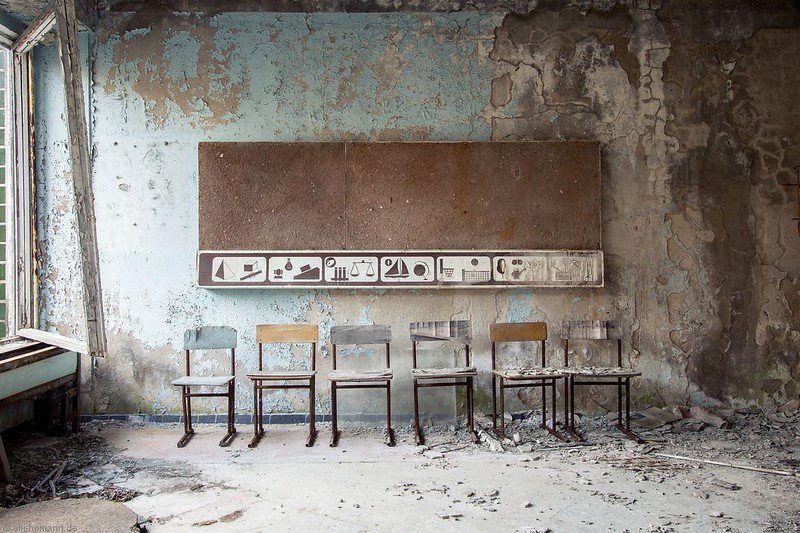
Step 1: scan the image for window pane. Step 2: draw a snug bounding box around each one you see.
[0,46,6,337]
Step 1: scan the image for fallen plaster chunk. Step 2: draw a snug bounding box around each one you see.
[705,476,741,491]
[423,450,445,460]
[633,406,683,430]
[690,406,731,429]
[475,422,505,453]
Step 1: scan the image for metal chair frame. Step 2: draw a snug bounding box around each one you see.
[174,326,237,448]
[562,320,642,443]
[490,322,568,443]
[329,325,394,447]
[248,325,318,448]
[410,320,479,446]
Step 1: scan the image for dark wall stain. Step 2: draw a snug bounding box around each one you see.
[661,1,800,403]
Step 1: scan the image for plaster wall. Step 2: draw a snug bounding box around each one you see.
[34,1,800,419]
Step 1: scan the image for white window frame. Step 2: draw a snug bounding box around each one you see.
[0,24,19,339]
[0,10,56,339]
[1,47,11,337]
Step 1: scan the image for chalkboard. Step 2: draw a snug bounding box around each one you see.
[197,141,603,289]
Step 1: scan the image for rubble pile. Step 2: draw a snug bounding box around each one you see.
[0,422,195,509]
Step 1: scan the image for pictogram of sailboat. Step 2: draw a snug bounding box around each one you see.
[384,258,410,278]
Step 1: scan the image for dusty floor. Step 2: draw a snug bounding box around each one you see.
[1,409,799,532]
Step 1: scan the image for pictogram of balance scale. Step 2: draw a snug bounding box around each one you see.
[327,258,376,282]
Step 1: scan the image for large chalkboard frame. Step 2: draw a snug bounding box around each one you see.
[198,141,603,289]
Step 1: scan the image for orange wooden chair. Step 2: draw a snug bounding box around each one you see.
[248,324,318,447]
[490,322,568,442]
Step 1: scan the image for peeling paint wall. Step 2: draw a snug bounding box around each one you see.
[34,1,800,419]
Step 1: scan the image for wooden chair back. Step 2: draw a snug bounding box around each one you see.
[410,320,471,344]
[410,320,471,368]
[562,320,623,367]
[330,325,391,371]
[255,324,318,372]
[490,322,547,342]
[331,325,391,345]
[490,322,547,370]
[182,326,237,376]
[562,320,622,341]
[257,324,318,344]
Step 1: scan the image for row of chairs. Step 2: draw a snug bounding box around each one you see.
[172,320,640,449]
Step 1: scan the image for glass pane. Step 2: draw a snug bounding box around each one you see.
[0,47,7,337]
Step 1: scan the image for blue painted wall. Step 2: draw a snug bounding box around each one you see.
[33,6,800,416]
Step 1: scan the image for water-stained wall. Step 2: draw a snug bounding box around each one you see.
[34,1,800,419]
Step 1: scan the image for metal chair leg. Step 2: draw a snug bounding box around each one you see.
[625,377,631,430]
[566,376,584,442]
[249,382,264,448]
[563,377,569,430]
[306,377,317,447]
[615,377,643,442]
[385,381,395,446]
[330,381,339,447]
[413,379,423,445]
[186,388,194,434]
[177,386,194,448]
[491,373,497,432]
[542,380,569,442]
[466,377,478,443]
[219,382,237,447]
[497,377,507,440]
[258,384,264,434]
[541,383,547,428]
[305,378,317,447]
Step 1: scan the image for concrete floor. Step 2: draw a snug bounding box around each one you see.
[78,416,799,532]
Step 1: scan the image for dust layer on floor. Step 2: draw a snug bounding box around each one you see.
[0,408,799,532]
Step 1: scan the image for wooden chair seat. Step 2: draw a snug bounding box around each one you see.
[492,368,563,380]
[412,366,477,379]
[172,375,234,387]
[329,369,392,382]
[247,370,316,381]
[562,366,641,377]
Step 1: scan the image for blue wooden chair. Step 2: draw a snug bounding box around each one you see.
[171,326,237,447]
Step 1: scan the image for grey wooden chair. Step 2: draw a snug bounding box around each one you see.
[410,320,478,445]
[562,320,642,442]
[329,325,394,447]
[171,326,237,448]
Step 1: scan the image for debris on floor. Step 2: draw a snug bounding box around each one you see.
[0,423,195,509]
[0,406,798,531]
